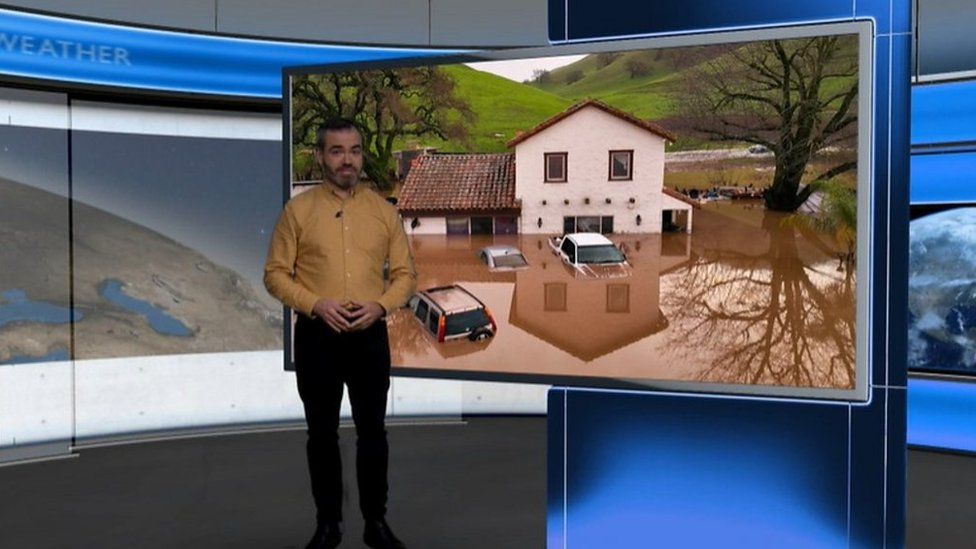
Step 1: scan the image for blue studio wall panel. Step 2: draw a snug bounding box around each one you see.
[910,151,976,204]
[554,0,851,42]
[548,0,910,547]
[908,378,976,453]
[559,391,851,548]
[912,80,976,147]
[0,8,457,98]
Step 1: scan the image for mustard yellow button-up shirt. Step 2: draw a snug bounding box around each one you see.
[263,182,417,317]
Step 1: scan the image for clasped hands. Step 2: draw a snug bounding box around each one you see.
[312,299,385,333]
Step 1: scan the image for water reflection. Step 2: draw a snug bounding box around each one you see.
[389,201,854,389]
[661,204,855,388]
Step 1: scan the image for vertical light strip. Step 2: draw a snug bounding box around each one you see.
[847,404,852,547]
[564,0,569,41]
[882,18,895,546]
[67,96,76,449]
[563,388,568,549]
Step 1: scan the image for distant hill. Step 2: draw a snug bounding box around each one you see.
[410,64,573,153]
[528,46,736,119]
[394,37,858,155]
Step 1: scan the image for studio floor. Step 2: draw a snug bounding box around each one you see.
[0,417,970,548]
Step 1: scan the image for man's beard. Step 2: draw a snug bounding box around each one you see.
[324,165,359,189]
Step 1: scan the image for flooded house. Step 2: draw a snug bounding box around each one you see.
[398,99,694,235]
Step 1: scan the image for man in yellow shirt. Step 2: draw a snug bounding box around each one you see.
[265,118,416,549]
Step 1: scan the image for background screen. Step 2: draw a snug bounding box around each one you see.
[285,23,872,399]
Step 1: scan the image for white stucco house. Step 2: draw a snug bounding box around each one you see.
[398,99,693,235]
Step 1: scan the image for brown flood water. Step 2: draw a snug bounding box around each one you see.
[388,201,856,390]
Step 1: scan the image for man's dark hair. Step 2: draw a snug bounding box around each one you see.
[315,118,361,150]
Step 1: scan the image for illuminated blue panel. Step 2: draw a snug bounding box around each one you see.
[553,391,850,548]
[912,80,976,146]
[909,151,976,204]
[555,0,850,41]
[0,8,457,98]
[908,378,976,453]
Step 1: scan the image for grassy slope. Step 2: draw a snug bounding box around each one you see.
[386,37,858,158]
[531,50,681,119]
[410,64,573,153]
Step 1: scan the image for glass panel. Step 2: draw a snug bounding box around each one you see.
[69,101,286,441]
[494,216,518,235]
[546,153,566,181]
[563,217,576,234]
[470,216,493,235]
[576,216,601,233]
[428,310,440,334]
[610,151,632,179]
[601,216,614,234]
[445,309,490,336]
[415,299,429,322]
[0,88,73,461]
[446,217,469,235]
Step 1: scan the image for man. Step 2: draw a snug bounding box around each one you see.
[264,118,416,549]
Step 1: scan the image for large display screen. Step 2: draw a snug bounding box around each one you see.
[284,22,873,401]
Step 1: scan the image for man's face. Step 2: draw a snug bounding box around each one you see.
[316,128,363,190]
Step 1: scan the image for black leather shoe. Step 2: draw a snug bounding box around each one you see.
[363,518,406,549]
[305,521,342,549]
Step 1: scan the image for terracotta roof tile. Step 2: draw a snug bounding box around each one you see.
[398,153,519,215]
[506,99,677,148]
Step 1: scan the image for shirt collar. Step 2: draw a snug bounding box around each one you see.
[321,180,358,200]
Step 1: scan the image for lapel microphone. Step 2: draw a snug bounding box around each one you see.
[335,210,343,218]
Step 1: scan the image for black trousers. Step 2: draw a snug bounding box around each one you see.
[294,315,391,523]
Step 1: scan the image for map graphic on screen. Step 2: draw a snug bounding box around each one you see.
[284,22,873,400]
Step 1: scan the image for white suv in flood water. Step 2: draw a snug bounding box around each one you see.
[549,233,632,279]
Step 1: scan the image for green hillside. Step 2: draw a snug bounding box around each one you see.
[529,47,731,119]
[413,64,573,153]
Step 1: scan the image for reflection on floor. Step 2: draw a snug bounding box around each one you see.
[392,201,855,390]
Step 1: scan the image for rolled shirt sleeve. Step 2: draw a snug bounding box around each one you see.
[263,205,321,317]
[376,209,417,314]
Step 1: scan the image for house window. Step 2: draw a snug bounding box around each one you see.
[563,217,576,235]
[564,216,615,234]
[545,152,568,182]
[446,217,469,235]
[470,216,493,235]
[494,216,518,235]
[576,216,602,233]
[609,150,633,180]
[545,283,568,312]
[606,284,630,313]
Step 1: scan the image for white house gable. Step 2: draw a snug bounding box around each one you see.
[513,103,678,234]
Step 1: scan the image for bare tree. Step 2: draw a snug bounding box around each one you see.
[531,68,552,85]
[291,68,474,191]
[683,36,859,211]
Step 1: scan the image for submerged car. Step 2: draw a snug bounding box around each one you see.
[549,233,631,279]
[478,245,529,271]
[407,284,497,342]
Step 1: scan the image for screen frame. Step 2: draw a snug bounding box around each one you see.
[282,20,875,403]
